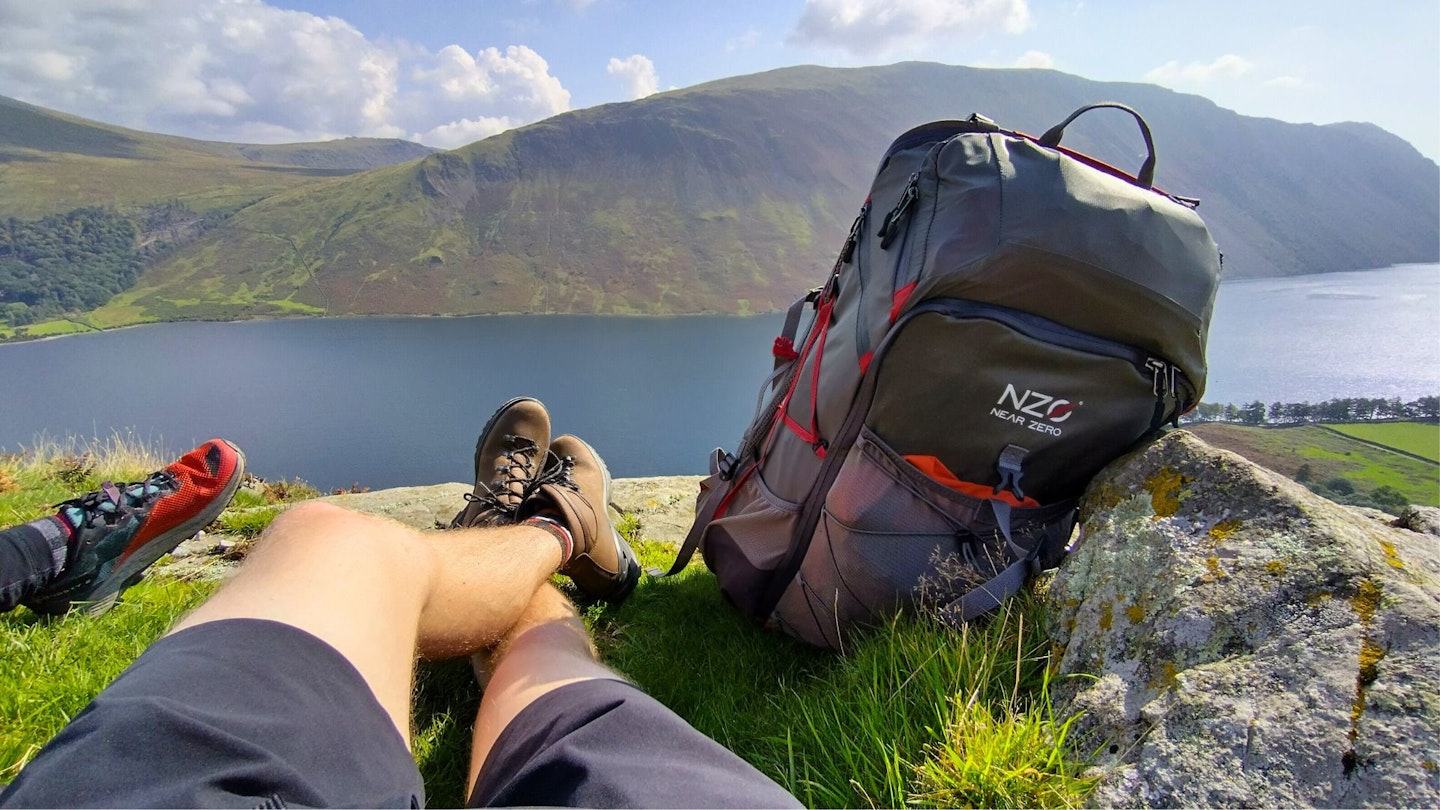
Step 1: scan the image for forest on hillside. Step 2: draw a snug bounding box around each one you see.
[0,204,221,327]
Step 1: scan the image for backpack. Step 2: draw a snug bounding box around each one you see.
[655,103,1223,651]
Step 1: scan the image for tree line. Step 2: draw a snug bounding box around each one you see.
[0,208,141,326]
[1182,396,1440,425]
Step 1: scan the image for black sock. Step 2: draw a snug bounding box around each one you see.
[0,516,72,612]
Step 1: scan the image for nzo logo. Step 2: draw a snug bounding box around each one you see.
[989,384,1080,437]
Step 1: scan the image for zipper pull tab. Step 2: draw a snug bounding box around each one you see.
[839,201,870,264]
[1146,358,1169,398]
[877,173,920,249]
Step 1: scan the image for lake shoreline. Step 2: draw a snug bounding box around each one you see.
[2,264,1435,491]
[5,262,1436,348]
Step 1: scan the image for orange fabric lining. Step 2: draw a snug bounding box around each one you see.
[904,454,1040,507]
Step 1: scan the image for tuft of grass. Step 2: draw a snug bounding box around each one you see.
[1,578,216,782]
[613,509,642,543]
[412,659,483,807]
[259,478,321,503]
[0,432,171,527]
[226,487,270,510]
[215,506,285,539]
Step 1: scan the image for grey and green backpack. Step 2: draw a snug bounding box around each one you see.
[657,103,1223,651]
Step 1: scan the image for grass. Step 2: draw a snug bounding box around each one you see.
[0,435,214,783]
[0,580,216,782]
[0,433,173,528]
[1322,421,1440,463]
[0,439,1097,808]
[1185,423,1440,507]
[406,538,1096,808]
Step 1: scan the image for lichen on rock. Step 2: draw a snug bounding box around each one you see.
[1048,430,1440,808]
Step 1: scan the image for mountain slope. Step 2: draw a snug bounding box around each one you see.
[0,95,435,217]
[75,63,1440,322]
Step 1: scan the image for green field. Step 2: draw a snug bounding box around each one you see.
[1323,421,1440,463]
[1184,423,1440,508]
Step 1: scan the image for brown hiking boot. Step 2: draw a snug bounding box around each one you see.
[450,397,552,528]
[520,435,641,603]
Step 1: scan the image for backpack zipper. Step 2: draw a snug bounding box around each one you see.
[938,298,1195,418]
[935,299,1150,368]
[877,173,920,249]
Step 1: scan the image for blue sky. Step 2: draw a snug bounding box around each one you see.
[0,0,1435,159]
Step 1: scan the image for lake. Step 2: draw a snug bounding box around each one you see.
[1,264,1435,490]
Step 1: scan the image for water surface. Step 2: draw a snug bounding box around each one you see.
[1,264,1434,490]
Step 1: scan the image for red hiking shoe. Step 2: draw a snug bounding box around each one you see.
[25,439,246,615]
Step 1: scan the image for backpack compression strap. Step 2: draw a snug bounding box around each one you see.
[936,503,1073,624]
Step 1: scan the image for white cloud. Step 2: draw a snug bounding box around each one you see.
[408,43,570,115]
[606,54,659,100]
[726,27,763,53]
[413,116,522,150]
[0,0,573,148]
[1145,54,1253,85]
[1263,75,1305,90]
[789,0,1032,55]
[1013,50,1053,69]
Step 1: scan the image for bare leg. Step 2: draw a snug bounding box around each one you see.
[459,584,804,809]
[465,583,618,790]
[169,501,564,744]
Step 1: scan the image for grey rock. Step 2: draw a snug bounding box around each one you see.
[1049,430,1440,808]
[1397,505,1440,537]
[316,483,471,529]
[309,478,705,542]
[1343,505,1396,525]
[609,476,704,546]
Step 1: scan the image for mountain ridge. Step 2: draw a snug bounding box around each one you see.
[0,93,436,169]
[0,94,435,220]
[3,63,1436,329]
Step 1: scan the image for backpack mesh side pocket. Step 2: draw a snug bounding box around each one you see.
[701,471,803,620]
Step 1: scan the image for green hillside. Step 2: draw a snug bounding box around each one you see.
[1323,421,1440,463]
[85,62,1438,327]
[0,95,434,218]
[1185,423,1439,509]
[3,63,1437,331]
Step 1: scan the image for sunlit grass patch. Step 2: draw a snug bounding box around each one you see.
[0,578,215,782]
[1324,421,1440,463]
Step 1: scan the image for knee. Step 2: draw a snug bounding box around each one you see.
[241,498,429,585]
[258,501,396,555]
[264,500,354,537]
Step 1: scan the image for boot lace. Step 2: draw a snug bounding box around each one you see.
[460,437,560,521]
[55,472,177,531]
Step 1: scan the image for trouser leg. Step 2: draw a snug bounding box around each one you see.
[0,518,66,612]
[468,679,801,808]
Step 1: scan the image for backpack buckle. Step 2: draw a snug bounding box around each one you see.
[994,444,1029,501]
[711,448,738,480]
[772,336,799,362]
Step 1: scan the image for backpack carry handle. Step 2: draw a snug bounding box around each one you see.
[1038,102,1157,189]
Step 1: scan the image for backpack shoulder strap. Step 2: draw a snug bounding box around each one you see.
[646,456,748,578]
[646,484,722,578]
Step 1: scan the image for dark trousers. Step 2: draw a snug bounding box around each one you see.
[0,619,801,808]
